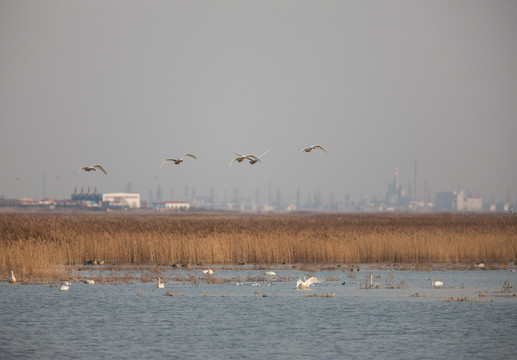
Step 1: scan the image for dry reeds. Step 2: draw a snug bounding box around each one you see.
[1,213,516,281]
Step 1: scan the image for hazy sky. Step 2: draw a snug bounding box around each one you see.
[1,1,516,205]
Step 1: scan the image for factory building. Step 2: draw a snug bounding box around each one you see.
[102,193,141,209]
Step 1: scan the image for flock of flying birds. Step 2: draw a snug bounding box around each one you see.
[76,144,328,175]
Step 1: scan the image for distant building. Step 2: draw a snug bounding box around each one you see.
[102,193,141,209]
[464,197,483,211]
[153,201,190,211]
[435,191,464,211]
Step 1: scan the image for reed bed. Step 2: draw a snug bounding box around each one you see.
[1,213,516,281]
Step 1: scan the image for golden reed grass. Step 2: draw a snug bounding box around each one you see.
[1,213,516,281]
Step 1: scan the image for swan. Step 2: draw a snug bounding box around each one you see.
[430,277,443,288]
[8,270,16,284]
[296,276,321,289]
[229,153,256,167]
[60,282,70,291]
[300,144,328,157]
[157,277,165,288]
[202,269,214,275]
[475,262,486,269]
[76,164,107,175]
[160,153,197,167]
[264,271,276,276]
[369,274,381,288]
[248,148,271,165]
[83,279,95,284]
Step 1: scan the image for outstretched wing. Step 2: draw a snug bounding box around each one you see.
[229,157,240,167]
[313,145,328,153]
[76,166,86,176]
[184,153,197,160]
[307,277,322,286]
[93,164,107,175]
[160,159,175,168]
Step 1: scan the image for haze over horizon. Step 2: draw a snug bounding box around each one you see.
[1,1,516,205]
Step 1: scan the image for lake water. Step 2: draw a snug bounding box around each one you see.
[1,268,516,359]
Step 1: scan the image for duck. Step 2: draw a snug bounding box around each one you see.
[430,277,443,288]
[8,270,16,284]
[76,164,107,175]
[160,153,197,167]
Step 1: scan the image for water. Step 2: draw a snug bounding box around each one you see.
[1,269,516,359]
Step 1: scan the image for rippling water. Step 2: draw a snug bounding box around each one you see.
[1,269,516,359]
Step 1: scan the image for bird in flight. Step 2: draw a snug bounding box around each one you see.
[76,164,107,175]
[229,153,255,167]
[160,154,197,167]
[248,148,270,165]
[301,144,328,155]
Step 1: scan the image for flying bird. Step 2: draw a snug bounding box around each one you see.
[229,153,254,167]
[76,164,107,175]
[160,154,197,167]
[248,148,270,165]
[301,144,328,155]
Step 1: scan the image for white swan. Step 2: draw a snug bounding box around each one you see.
[76,164,107,175]
[248,148,270,165]
[300,144,328,156]
[264,271,276,276]
[296,276,321,289]
[430,277,443,288]
[202,269,214,275]
[369,274,381,288]
[83,279,95,284]
[157,277,165,288]
[60,282,70,291]
[229,153,256,167]
[8,270,16,284]
[160,154,197,167]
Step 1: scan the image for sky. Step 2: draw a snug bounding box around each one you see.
[1,1,516,206]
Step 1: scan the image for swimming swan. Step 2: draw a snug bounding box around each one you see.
[430,277,443,288]
[158,277,165,288]
[8,270,16,284]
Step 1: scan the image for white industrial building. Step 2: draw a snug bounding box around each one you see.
[102,193,141,209]
[153,201,190,211]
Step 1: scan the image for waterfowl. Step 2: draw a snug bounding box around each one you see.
[202,269,214,275]
[264,271,276,276]
[430,277,443,288]
[248,148,270,165]
[369,274,381,289]
[76,164,107,175]
[300,144,328,156]
[296,276,321,289]
[83,279,95,284]
[160,153,197,167]
[8,270,16,284]
[60,282,70,291]
[158,277,165,288]
[229,153,256,167]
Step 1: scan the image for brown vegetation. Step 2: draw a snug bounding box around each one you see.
[1,213,516,281]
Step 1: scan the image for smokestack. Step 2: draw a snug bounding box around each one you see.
[414,160,418,202]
